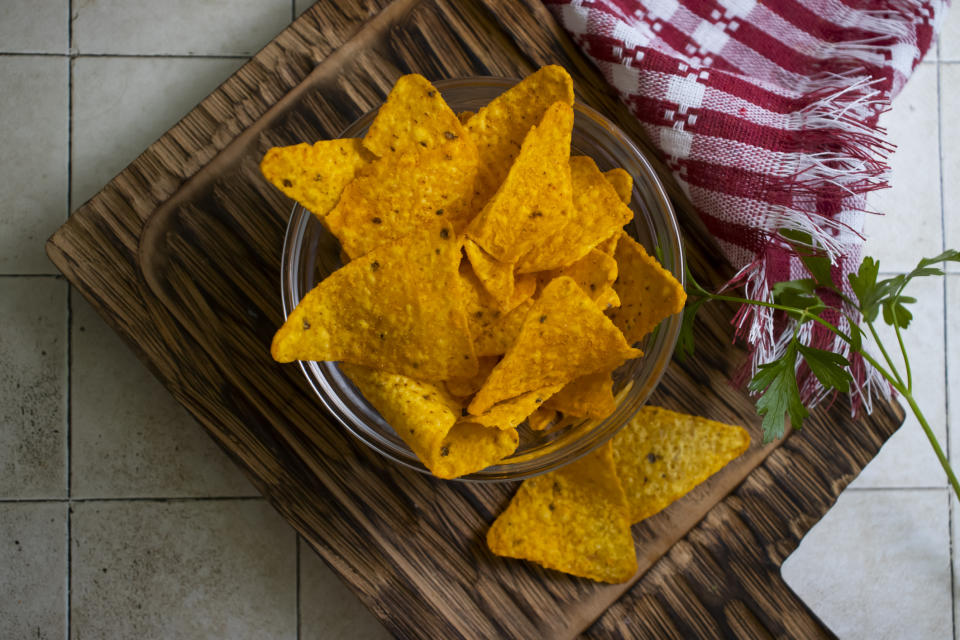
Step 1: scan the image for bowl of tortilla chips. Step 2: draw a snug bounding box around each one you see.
[269,67,685,481]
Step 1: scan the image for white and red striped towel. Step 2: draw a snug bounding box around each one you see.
[545,0,947,411]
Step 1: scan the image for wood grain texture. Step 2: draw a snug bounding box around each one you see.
[47,1,903,638]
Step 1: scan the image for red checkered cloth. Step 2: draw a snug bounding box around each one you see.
[545,0,947,411]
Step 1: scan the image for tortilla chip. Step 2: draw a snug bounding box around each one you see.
[467,66,574,206]
[526,406,557,431]
[562,249,618,302]
[516,155,633,273]
[465,384,563,430]
[363,74,467,157]
[612,406,750,523]
[446,355,499,398]
[460,264,535,357]
[604,168,632,205]
[487,442,636,583]
[595,287,620,311]
[340,364,516,479]
[458,110,475,125]
[271,223,477,380]
[595,232,620,256]
[469,276,641,414]
[466,101,574,264]
[543,370,616,419]
[608,232,686,346]
[463,239,516,311]
[260,139,373,219]
[326,140,478,259]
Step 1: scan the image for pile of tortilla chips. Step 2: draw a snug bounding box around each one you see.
[264,66,686,481]
[488,406,750,583]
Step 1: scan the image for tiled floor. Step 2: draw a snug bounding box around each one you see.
[0,2,956,638]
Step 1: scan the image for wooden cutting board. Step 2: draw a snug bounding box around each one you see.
[47,1,903,637]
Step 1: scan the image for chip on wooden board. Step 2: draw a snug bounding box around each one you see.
[543,370,616,420]
[325,140,478,259]
[271,223,477,381]
[363,74,468,157]
[608,232,686,346]
[466,65,574,207]
[486,441,637,583]
[517,155,633,273]
[466,101,574,264]
[259,139,373,219]
[612,406,750,523]
[340,364,516,479]
[469,276,641,415]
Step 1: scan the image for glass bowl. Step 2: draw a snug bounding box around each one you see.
[280,77,683,482]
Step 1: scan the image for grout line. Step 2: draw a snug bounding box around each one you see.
[0,51,250,60]
[66,502,72,640]
[291,0,296,22]
[66,4,73,634]
[296,534,302,640]
[0,496,265,504]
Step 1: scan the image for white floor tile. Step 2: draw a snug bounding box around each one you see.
[850,276,947,488]
[0,502,67,639]
[71,499,297,639]
[0,0,68,54]
[71,56,244,208]
[70,296,257,499]
[0,56,68,274]
[299,538,389,640]
[781,489,952,640]
[946,276,960,467]
[938,5,960,62]
[0,278,67,499]
[72,0,290,56]
[942,65,960,270]
[864,64,941,273]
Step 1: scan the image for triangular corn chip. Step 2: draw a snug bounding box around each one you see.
[463,385,562,430]
[460,264,535,357]
[595,287,620,311]
[526,406,557,431]
[613,406,750,523]
[260,139,373,219]
[326,140,478,259]
[363,74,467,157]
[445,355,499,398]
[457,110,475,125]
[517,156,633,273]
[271,223,477,381]
[463,239,516,310]
[604,168,633,204]
[543,370,616,419]
[466,101,574,264]
[595,232,620,256]
[487,442,637,583]
[467,65,574,206]
[340,364,516,479]
[608,233,686,346]
[469,276,641,414]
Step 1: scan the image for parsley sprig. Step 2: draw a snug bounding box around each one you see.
[679,235,960,497]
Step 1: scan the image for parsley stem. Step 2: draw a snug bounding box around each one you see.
[692,293,853,344]
[866,320,906,390]
[901,389,960,499]
[893,316,913,393]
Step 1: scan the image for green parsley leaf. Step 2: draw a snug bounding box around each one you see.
[797,343,852,393]
[748,339,808,443]
[780,229,835,289]
[676,298,704,362]
[848,256,882,321]
[772,278,825,322]
[881,295,915,329]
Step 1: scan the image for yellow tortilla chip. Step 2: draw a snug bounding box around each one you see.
[469,276,641,414]
[604,168,632,205]
[326,140,478,259]
[466,101,574,264]
[595,286,620,311]
[517,155,633,273]
[561,249,618,302]
[487,442,636,583]
[612,406,750,523]
[363,74,467,157]
[463,239,516,311]
[340,364,516,479]
[543,370,616,419]
[271,223,477,381]
[527,406,557,431]
[260,139,373,219]
[464,385,563,429]
[457,110,475,125]
[595,232,620,256]
[467,65,574,206]
[460,264,535,357]
[608,232,686,346]
[446,355,499,398]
